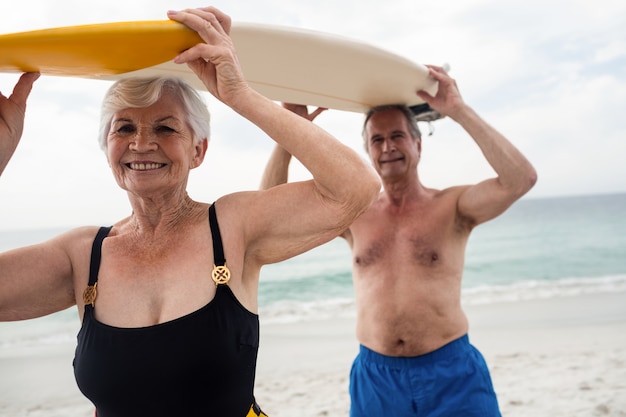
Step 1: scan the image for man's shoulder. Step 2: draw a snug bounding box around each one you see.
[427,185,472,204]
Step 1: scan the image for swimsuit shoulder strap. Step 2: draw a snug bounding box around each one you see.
[88,226,113,286]
[83,226,112,307]
[209,203,230,286]
[209,203,226,266]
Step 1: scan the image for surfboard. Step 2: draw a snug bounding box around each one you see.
[0,20,438,113]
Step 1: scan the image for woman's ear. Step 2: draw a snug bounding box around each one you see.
[190,138,208,169]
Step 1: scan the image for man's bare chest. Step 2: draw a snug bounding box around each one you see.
[351,219,448,269]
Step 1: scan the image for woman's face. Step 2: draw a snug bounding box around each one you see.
[106,90,207,198]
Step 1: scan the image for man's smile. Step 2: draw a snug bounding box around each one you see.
[379,156,404,164]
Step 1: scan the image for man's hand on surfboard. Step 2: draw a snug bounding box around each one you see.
[0,72,39,175]
[167,7,250,107]
[281,103,327,122]
[416,65,465,121]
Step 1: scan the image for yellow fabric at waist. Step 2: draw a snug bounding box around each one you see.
[246,402,268,417]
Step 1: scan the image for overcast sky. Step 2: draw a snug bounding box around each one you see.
[0,0,624,230]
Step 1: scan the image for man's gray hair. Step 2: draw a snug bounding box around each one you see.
[361,104,421,150]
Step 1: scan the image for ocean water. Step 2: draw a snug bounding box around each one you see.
[1,193,625,349]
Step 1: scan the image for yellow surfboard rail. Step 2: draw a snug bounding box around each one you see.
[0,20,201,76]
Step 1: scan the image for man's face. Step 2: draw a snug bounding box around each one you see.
[364,109,421,180]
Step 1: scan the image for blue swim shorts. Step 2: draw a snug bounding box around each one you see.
[349,335,501,417]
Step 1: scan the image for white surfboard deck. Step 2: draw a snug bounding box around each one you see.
[0,20,438,113]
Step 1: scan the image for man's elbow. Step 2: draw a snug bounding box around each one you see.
[515,165,538,198]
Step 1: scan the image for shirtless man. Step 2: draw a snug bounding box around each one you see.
[260,65,537,416]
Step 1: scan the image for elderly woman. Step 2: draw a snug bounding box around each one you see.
[0,7,380,417]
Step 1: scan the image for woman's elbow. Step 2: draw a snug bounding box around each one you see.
[346,167,381,217]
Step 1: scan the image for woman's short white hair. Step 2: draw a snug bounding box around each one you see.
[98,77,211,151]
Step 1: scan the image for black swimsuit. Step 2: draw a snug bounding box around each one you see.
[73,204,262,417]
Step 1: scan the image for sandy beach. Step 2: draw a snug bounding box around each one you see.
[1,291,625,417]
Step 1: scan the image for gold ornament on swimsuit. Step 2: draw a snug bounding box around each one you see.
[83,282,97,307]
[212,264,231,286]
